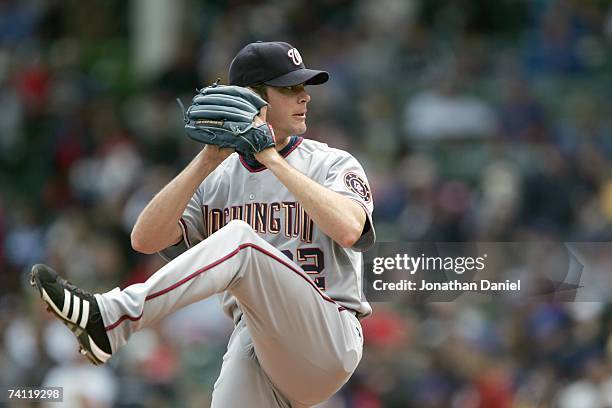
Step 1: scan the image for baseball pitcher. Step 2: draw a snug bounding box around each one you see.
[31,41,375,407]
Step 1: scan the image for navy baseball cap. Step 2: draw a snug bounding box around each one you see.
[229,41,329,87]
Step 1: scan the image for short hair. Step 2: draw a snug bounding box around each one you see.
[250,84,268,102]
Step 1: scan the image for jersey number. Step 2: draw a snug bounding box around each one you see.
[281,248,325,290]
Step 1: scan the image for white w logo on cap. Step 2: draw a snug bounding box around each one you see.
[287,48,302,66]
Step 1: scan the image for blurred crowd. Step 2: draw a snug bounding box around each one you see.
[1,0,612,406]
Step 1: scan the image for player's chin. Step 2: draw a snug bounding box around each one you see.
[290,115,307,131]
[292,122,308,135]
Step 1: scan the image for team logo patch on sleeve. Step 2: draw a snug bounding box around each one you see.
[344,172,372,203]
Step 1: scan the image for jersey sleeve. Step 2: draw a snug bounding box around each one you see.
[158,187,207,262]
[323,152,376,251]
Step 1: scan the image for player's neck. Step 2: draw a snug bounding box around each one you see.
[274,135,291,151]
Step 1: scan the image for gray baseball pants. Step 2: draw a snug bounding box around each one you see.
[95,220,363,407]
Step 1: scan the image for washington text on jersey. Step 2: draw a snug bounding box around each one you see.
[200,201,315,243]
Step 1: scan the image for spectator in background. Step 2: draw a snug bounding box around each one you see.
[496,75,549,142]
[524,0,586,76]
[403,62,496,141]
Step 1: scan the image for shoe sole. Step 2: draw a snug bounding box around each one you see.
[30,269,105,366]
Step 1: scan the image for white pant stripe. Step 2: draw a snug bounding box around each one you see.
[80,299,90,329]
[70,295,80,324]
[61,289,71,316]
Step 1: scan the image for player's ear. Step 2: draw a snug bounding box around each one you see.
[259,105,268,122]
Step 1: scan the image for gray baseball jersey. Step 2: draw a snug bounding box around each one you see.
[161,136,375,321]
[95,135,375,406]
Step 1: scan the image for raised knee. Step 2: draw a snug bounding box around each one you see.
[222,219,258,242]
[325,350,360,380]
[225,219,253,233]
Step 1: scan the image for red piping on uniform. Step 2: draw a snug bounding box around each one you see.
[105,241,341,331]
[106,312,144,330]
[279,136,303,157]
[239,156,264,172]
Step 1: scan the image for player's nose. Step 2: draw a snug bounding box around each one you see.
[299,89,311,104]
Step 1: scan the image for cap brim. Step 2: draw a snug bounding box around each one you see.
[264,69,329,87]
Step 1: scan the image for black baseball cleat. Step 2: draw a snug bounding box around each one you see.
[30,264,112,365]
